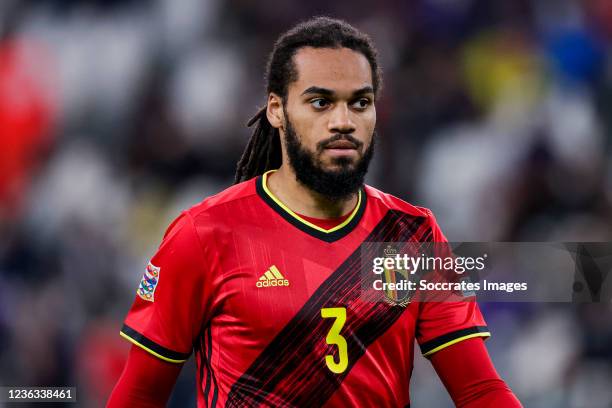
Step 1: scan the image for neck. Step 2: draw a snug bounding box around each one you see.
[266,165,359,219]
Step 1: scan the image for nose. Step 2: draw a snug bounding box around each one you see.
[328,103,356,134]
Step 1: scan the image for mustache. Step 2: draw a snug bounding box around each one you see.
[316,134,364,151]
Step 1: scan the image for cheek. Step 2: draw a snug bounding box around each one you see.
[359,111,376,141]
[297,132,316,152]
[290,114,323,148]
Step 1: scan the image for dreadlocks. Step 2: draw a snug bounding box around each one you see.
[234,16,382,184]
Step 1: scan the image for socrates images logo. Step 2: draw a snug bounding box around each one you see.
[138,262,160,302]
[257,265,290,288]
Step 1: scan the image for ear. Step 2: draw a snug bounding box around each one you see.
[266,93,284,130]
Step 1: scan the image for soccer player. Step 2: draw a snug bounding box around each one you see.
[107,17,522,407]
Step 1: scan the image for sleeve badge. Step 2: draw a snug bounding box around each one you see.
[137,262,161,302]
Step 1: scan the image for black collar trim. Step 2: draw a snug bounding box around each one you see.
[255,171,366,243]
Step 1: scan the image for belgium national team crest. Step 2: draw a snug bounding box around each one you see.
[138,262,160,302]
[381,245,414,307]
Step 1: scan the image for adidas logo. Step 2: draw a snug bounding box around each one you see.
[256,265,290,288]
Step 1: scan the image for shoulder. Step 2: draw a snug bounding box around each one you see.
[160,178,258,242]
[364,185,447,242]
[364,184,431,217]
[187,178,258,217]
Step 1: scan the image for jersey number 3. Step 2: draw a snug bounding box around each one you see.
[321,307,348,374]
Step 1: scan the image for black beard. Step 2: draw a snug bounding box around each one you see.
[284,116,375,201]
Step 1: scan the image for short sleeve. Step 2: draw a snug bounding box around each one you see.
[415,209,491,357]
[120,212,213,363]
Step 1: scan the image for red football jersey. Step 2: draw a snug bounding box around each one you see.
[121,170,490,407]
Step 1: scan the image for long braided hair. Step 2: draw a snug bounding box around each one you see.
[234,16,382,184]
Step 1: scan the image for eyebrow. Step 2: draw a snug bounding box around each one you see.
[300,86,374,97]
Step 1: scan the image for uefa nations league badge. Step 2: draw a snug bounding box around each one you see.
[137,262,161,302]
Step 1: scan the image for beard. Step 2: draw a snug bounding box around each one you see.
[283,115,375,201]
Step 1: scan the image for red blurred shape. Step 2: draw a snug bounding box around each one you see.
[77,319,131,405]
[0,37,57,218]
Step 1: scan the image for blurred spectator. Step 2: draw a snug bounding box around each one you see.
[0,28,57,219]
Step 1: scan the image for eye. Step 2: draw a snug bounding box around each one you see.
[310,98,330,110]
[351,98,371,110]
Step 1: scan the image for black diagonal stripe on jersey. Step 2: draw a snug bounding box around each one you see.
[226,210,431,407]
[207,327,219,408]
[201,331,212,408]
[194,333,208,408]
[420,227,433,243]
[195,326,219,408]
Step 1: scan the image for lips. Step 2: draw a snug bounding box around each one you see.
[325,139,357,149]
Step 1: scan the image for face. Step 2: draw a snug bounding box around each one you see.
[270,47,377,199]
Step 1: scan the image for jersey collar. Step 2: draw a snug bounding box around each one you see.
[256,170,367,243]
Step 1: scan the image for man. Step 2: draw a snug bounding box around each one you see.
[108,17,521,407]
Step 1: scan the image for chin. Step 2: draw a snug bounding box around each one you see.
[327,156,358,168]
[322,164,355,174]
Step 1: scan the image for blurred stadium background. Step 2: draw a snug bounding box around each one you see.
[0,0,611,406]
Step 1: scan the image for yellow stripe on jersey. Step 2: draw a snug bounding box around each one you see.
[261,170,362,234]
[119,331,188,364]
[422,332,491,357]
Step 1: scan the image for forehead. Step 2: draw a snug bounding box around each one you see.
[290,47,373,93]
